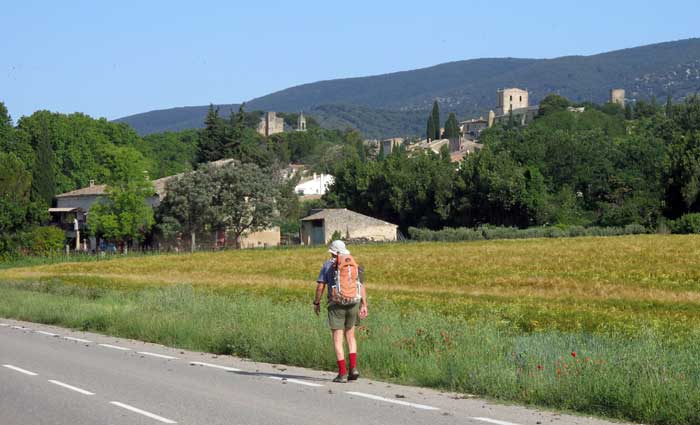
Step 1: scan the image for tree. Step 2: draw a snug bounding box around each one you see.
[0,152,32,236]
[88,180,155,249]
[426,116,436,141]
[31,119,56,207]
[431,100,441,140]
[195,104,225,164]
[666,95,674,118]
[443,113,460,139]
[156,169,216,252]
[211,162,278,248]
[538,94,571,116]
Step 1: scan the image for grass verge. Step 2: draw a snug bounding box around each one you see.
[1,279,699,424]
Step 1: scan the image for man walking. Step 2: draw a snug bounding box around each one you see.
[314,240,368,383]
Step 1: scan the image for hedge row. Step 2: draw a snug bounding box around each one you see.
[669,213,700,234]
[408,224,649,242]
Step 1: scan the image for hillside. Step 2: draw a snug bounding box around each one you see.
[115,38,700,138]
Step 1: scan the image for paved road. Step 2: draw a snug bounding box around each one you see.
[0,318,630,425]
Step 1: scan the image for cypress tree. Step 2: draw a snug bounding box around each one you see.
[426,116,436,141]
[444,113,459,139]
[195,104,224,164]
[31,120,56,207]
[431,101,441,140]
[665,95,674,118]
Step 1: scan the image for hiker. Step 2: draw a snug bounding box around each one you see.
[314,240,368,383]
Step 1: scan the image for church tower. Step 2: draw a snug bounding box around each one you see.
[297,112,307,131]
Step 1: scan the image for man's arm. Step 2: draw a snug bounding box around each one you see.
[359,283,368,319]
[313,282,325,316]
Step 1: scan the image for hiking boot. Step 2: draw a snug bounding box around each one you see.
[333,373,348,383]
[348,368,360,381]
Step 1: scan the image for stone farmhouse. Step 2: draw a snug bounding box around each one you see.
[50,159,280,251]
[300,208,398,245]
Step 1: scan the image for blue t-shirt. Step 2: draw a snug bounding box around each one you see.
[316,259,363,302]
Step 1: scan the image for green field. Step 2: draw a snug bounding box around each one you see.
[1,235,699,424]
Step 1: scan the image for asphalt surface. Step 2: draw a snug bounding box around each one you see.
[0,318,632,425]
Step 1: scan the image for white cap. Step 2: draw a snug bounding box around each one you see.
[328,239,350,255]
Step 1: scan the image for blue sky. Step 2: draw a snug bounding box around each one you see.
[2,0,698,121]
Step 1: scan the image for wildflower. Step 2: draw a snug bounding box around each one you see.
[571,351,577,358]
[537,364,543,370]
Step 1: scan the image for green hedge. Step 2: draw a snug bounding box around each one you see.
[670,214,700,234]
[1,226,66,259]
[408,224,648,242]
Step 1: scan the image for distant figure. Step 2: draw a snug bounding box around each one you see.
[313,240,368,383]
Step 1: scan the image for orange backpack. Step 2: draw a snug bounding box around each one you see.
[331,254,362,305]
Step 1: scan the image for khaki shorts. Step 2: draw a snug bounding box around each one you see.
[327,303,360,330]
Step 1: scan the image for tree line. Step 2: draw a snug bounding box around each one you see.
[0,101,368,257]
[326,95,700,233]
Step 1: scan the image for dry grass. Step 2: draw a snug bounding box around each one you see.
[2,234,700,334]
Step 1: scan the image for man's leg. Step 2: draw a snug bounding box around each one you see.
[332,329,347,381]
[345,326,360,380]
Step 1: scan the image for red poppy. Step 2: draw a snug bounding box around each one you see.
[571,351,577,358]
[537,364,543,370]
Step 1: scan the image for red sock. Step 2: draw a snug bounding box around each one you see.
[337,359,347,375]
[349,353,357,369]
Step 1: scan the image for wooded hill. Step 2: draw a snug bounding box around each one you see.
[115,38,700,138]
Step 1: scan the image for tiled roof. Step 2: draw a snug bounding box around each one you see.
[55,184,108,198]
[301,208,396,227]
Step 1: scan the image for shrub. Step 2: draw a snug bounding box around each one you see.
[23,226,66,256]
[670,213,700,234]
[409,224,648,242]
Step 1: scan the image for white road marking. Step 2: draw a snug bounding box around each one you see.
[36,331,58,337]
[11,326,26,330]
[0,323,9,327]
[138,351,178,360]
[268,376,324,387]
[48,380,95,395]
[346,391,439,411]
[109,401,177,424]
[2,364,38,376]
[64,336,92,343]
[99,343,131,351]
[472,418,521,425]
[189,361,241,372]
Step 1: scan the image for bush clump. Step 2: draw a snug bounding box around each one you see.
[670,213,700,234]
[408,224,648,242]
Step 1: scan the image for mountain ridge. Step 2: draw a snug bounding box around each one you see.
[115,38,700,138]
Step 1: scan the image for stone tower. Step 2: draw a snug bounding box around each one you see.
[297,112,307,131]
[496,88,529,116]
[256,112,285,137]
[610,89,625,107]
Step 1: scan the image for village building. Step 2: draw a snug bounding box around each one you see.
[300,208,398,245]
[294,173,334,198]
[459,118,489,140]
[610,88,625,106]
[256,111,285,137]
[485,87,540,127]
[50,159,280,251]
[380,137,405,156]
[297,112,307,131]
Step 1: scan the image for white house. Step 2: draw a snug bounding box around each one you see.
[295,173,334,197]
